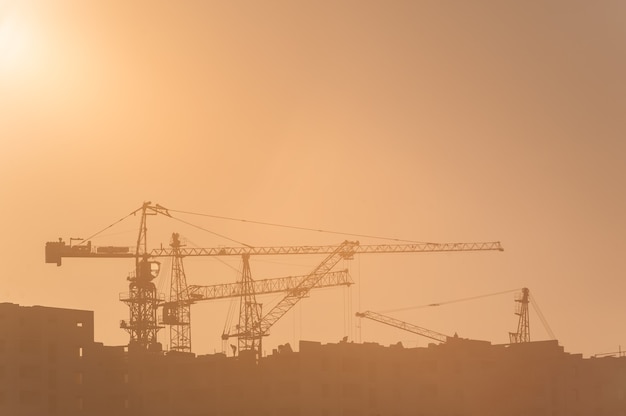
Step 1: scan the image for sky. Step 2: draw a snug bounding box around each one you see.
[1,0,625,357]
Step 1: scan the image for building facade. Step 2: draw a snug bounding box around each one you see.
[0,302,94,415]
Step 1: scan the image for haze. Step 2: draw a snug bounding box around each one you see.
[1,0,625,357]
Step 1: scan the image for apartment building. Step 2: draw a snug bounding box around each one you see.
[0,302,93,415]
[2,302,625,416]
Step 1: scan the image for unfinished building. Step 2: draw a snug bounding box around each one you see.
[1,302,624,416]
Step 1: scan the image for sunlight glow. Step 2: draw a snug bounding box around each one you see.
[0,11,31,71]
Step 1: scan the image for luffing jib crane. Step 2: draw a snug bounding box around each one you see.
[224,240,360,356]
[356,310,451,344]
[163,234,353,353]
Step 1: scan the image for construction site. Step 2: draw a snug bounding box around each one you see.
[1,202,624,415]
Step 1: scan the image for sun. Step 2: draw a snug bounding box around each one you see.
[0,10,31,71]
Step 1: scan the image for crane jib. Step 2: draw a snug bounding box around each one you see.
[149,241,503,256]
[46,239,503,265]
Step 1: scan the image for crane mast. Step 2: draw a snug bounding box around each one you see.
[509,287,530,343]
[161,233,192,353]
[356,310,450,344]
[236,254,263,353]
[119,203,169,351]
[226,240,360,358]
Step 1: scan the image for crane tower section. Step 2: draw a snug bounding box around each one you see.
[119,203,169,351]
[509,287,530,343]
[161,233,193,353]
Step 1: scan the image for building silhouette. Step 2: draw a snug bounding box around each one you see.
[1,302,624,415]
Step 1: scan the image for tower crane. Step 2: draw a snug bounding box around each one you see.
[356,310,451,344]
[508,287,556,344]
[223,240,359,356]
[118,203,169,351]
[46,202,171,351]
[161,242,353,353]
[182,266,353,354]
[509,287,530,343]
[45,202,504,353]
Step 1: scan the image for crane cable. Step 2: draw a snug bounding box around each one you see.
[530,295,556,340]
[76,205,252,249]
[222,260,244,339]
[377,288,523,314]
[182,236,243,275]
[76,205,435,249]
[167,208,434,244]
[76,207,143,246]
[156,256,172,299]
[168,214,252,248]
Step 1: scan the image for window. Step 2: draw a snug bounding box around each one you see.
[342,357,361,373]
[423,383,438,398]
[342,383,362,398]
[368,362,377,378]
[20,365,41,379]
[368,388,377,407]
[48,346,57,362]
[49,370,57,389]
[48,395,57,413]
[20,339,40,354]
[20,390,41,405]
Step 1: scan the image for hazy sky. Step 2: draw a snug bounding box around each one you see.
[1,0,625,357]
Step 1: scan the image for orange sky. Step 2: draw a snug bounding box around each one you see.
[1,0,625,357]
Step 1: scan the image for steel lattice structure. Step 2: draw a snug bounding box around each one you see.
[356,310,450,343]
[236,254,263,353]
[118,203,169,350]
[187,270,352,301]
[226,240,360,355]
[161,233,192,352]
[509,287,530,343]
[45,202,504,352]
[47,241,503,263]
